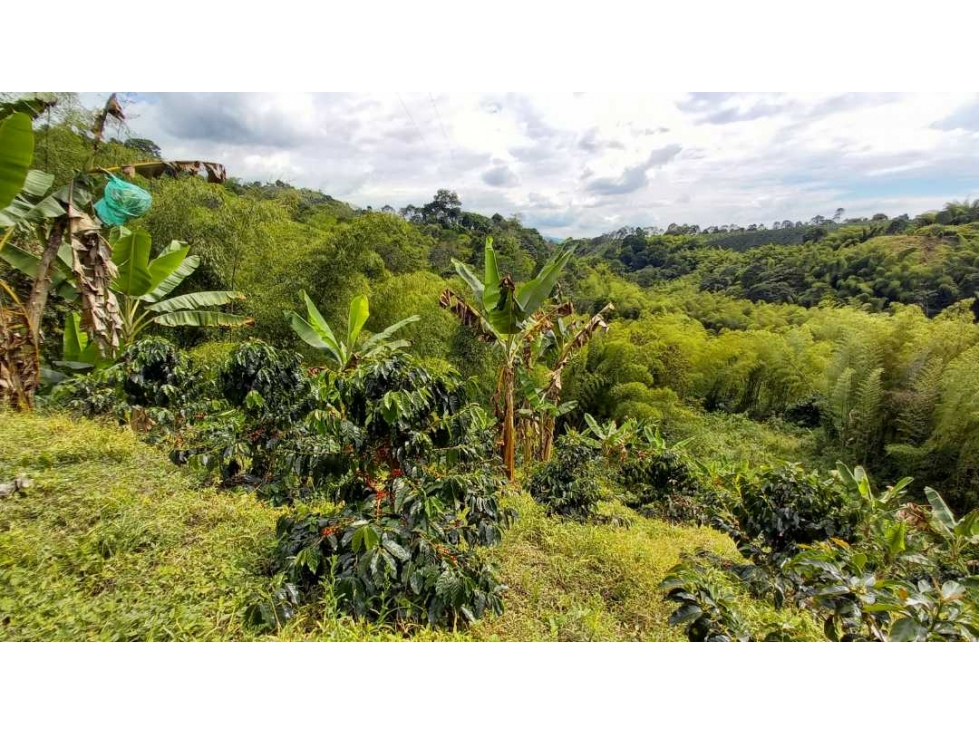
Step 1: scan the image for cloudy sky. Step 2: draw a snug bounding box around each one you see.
[101,92,979,237]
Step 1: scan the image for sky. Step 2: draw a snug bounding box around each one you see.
[95,92,979,238]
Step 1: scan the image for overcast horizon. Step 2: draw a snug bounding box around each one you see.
[90,92,979,238]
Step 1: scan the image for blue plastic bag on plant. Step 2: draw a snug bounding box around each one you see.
[94,174,152,225]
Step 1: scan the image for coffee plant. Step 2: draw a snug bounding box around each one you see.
[660,554,751,641]
[527,431,604,520]
[734,464,860,563]
[119,337,188,408]
[618,449,712,524]
[49,366,127,418]
[220,340,311,429]
[260,354,514,628]
[48,337,204,435]
[175,341,313,494]
[664,465,979,641]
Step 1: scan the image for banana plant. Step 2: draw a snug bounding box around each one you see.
[286,291,420,371]
[582,413,637,449]
[534,305,613,461]
[3,226,252,358]
[1,93,227,408]
[109,227,251,344]
[440,237,576,479]
[835,463,911,516]
[0,170,65,244]
[0,94,58,408]
[924,487,979,563]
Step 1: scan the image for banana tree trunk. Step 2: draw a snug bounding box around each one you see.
[502,363,516,481]
[540,373,562,462]
[521,414,535,467]
[0,283,39,410]
[1,222,66,410]
[25,221,65,336]
[541,414,556,462]
[502,358,516,481]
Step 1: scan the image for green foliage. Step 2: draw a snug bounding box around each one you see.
[449,236,576,338]
[263,353,513,627]
[48,365,125,418]
[286,291,418,370]
[529,417,723,527]
[444,236,579,479]
[341,211,433,274]
[734,464,859,561]
[61,311,111,369]
[923,487,979,563]
[48,337,203,430]
[0,412,281,641]
[788,539,979,642]
[0,412,823,641]
[2,225,251,353]
[185,340,237,380]
[220,340,310,426]
[665,465,979,642]
[368,271,462,361]
[660,557,751,641]
[527,432,604,520]
[12,93,979,643]
[119,337,190,409]
[0,112,35,210]
[269,492,506,627]
[619,449,711,524]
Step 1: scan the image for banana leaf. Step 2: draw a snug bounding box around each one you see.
[347,294,370,349]
[153,310,253,328]
[111,227,154,298]
[145,290,243,313]
[0,112,34,210]
[516,244,576,315]
[146,243,191,295]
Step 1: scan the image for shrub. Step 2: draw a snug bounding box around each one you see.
[261,354,514,628]
[527,432,603,520]
[664,467,979,642]
[220,340,310,428]
[784,396,822,428]
[734,464,859,561]
[48,366,125,418]
[659,556,750,641]
[175,341,314,490]
[270,476,507,627]
[120,337,189,409]
[618,449,709,523]
[186,341,238,381]
[787,539,979,641]
[47,337,201,432]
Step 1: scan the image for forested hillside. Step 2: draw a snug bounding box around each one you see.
[3,93,979,642]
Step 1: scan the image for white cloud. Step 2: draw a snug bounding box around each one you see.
[111,92,979,236]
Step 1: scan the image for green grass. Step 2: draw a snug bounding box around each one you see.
[0,412,282,640]
[0,411,809,641]
[672,410,821,469]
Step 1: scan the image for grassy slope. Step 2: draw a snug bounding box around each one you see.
[0,412,804,641]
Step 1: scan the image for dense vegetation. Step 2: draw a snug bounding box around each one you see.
[2,93,978,641]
